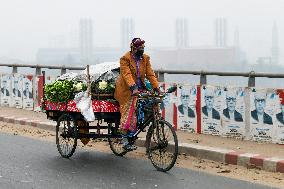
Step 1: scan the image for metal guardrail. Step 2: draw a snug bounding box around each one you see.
[1,63,284,87]
[155,69,284,87]
[1,63,85,75]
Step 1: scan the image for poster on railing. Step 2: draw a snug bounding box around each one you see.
[176,84,197,132]
[0,74,12,107]
[22,76,34,110]
[160,83,177,126]
[273,89,284,144]
[249,88,277,142]
[11,74,23,108]
[201,85,223,135]
[221,87,246,139]
[33,75,44,112]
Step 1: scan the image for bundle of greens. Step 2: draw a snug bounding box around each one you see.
[44,80,87,102]
[44,66,119,102]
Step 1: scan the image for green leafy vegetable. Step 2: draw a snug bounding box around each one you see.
[44,80,87,102]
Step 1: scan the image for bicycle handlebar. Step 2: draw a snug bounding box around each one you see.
[132,91,164,98]
[133,85,177,99]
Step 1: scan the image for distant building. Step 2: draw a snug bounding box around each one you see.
[121,18,135,50]
[48,35,66,49]
[256,57,272,65]
[215,18,227,47]
[36,48,80,66]
[175,18,189,48]
[36,47,123,66]
[150,47,242,71]
[271,22,280,65]
[80,18,94,64]
[234,28,240,49]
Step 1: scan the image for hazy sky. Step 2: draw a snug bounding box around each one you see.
[0,0,283,64]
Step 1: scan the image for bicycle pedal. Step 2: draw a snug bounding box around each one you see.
[123,144,137,151]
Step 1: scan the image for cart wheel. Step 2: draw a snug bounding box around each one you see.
[146,119,178,172]
[108,123,127,156]
[56,114,78,158]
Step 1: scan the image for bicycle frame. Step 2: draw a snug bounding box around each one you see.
[129,97,161,142]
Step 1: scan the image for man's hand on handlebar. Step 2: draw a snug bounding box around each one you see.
[132,88,139,96]
[153,87,161,95]
[130,84,139,96]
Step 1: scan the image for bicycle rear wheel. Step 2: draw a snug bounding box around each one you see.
[108,123,127,156]
[56,114,77,158]
[146,119,178,172]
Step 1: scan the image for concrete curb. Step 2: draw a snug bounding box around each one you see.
[1,114,284,173]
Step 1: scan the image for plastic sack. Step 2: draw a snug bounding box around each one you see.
[81,62,120,82]
[74,91,95,122]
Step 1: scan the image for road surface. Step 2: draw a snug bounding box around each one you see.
[0,132,279,189]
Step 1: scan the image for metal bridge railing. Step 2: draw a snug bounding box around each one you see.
[0,63,85,75]
[156,69,284,87]
[2,63,284,87]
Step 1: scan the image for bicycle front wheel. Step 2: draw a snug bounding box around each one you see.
[146,119,178,172]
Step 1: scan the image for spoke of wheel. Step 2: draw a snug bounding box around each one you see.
[153,128,173,168]
[59,119,74,156]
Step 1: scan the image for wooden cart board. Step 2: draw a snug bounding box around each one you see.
[45,99,119,112]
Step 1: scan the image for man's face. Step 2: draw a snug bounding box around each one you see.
[255,98,266,114]
[181,94,190,107]
[137,46,144,51]
[134,46,144,54]
[226,97,236,112]
[205,96,214,110]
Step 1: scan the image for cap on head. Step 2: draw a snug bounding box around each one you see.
[180,86,191,96]
[254,92,267,100]
[205,88,214,97]
[130,38,145,49]
[226,90,237,99]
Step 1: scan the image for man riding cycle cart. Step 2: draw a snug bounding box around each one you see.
[43,38,178,172]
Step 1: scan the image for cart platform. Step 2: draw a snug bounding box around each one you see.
[45,99,120,113]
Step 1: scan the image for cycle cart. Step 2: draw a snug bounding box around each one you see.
[43,68,178,172]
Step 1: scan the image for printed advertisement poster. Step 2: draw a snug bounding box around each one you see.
[11,75,23,108]
[23,76,34,110]
[160,83,177,125]
[221,87,246,139]
[249,88,277,142]
[0,74,11,107]
[201,85,223,135]
[274,89,284,144]
[177,84,197,132]
[33,76,44,111]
